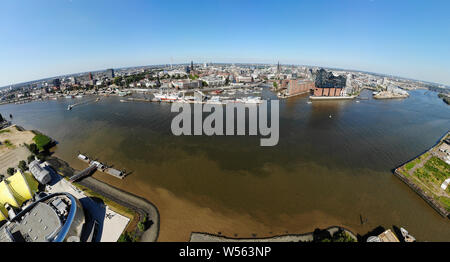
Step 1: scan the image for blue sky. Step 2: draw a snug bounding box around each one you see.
[1,0,449,86]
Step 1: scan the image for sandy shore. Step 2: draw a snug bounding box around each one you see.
[0,125,35,174]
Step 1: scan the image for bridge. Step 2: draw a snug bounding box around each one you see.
[69,165,97,183]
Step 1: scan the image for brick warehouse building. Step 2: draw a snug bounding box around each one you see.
[287,80,315,96]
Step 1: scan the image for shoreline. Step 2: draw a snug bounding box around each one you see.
[45,156,161,241]
[393,131,450,219]
[309,95,356,100]
[190,226,357,242]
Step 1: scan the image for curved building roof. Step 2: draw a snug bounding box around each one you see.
[0,205,7,222]
[0,170,38,220]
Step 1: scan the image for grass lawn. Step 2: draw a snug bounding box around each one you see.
[32,133,52,151]
[411,156,450,211]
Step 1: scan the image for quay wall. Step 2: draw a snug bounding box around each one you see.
[393,169,449,218]
[392,131,450,219]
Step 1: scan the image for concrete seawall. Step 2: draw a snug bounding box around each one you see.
[190,226,357,242]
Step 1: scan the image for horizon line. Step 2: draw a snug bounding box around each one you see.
[2,62,448,89]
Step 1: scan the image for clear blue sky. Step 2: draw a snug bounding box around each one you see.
[1,0,449,86]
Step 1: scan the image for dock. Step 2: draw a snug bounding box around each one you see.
[77,153,128,180]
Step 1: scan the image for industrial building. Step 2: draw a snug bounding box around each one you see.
[28,160,52,185]
[0,170,39,222]
[0,192,85,242]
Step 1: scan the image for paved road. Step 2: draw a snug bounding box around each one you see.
[78,176,160,242]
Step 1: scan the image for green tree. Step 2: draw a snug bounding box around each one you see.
[27,155,35,164]
[137,222,145,232]
[7,168,15,176]
[18,160,27,172]
[29,143,39,155]
[113,76,123,86]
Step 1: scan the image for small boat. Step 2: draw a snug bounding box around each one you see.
[67,105,73,110]
[75,95,83,99]
[307,101,312,104]
[95,98,100,102]
[400,228,416,242]
[206,96,223,105]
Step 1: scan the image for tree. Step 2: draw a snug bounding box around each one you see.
[7,168,15,176]
[29,143,39,155]
[137,222,145,232]
[27,155,35,164]
[18,160,27,172]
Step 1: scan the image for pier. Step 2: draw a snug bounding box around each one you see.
[69,165,97,183]
[77,153,128,180]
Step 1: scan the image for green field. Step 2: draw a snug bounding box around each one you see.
[32,133,52,151]
[399,152,450,212]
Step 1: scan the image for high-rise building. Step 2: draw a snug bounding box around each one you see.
[106,69,115,79]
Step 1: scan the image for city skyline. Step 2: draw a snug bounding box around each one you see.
[1,0,450,87]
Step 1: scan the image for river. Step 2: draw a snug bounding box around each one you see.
[0,88,449,241]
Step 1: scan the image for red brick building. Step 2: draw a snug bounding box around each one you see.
[313,87,343,97]
[287,80,315,96]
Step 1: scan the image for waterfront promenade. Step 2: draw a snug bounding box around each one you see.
[46,157,160,242]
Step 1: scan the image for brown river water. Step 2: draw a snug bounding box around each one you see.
[0,88,449,241]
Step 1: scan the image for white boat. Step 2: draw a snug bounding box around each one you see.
[206,96,223,104]
[75,95,83,98]
[400,228,416,242]
[236,96,262,104]
[65,95,73,99]
[154,92,180,102]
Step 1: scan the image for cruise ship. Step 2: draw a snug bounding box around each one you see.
[0,193,85,242]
